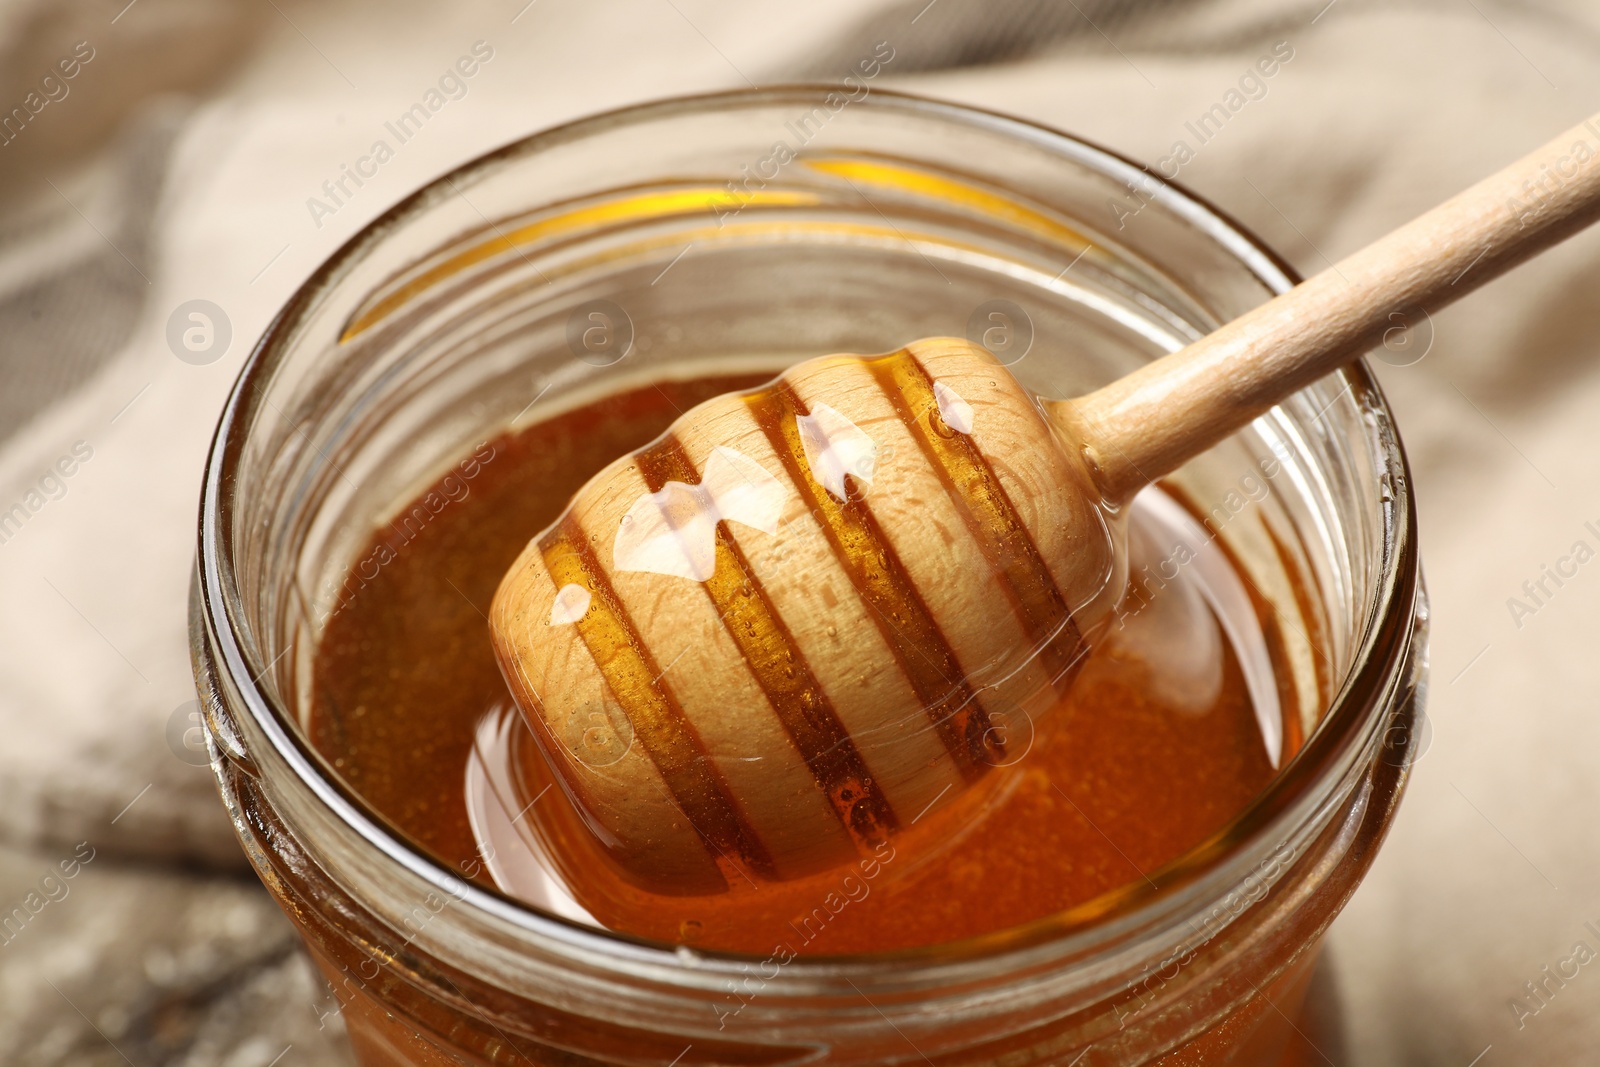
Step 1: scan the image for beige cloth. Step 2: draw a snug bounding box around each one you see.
[2,0,1599,1062]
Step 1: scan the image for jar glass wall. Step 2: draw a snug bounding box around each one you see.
[191,88,1426,1066]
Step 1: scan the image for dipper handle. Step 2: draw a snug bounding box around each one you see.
[1061,111,1600,504]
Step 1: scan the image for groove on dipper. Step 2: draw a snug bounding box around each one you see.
[749,380,1000,776]
[636,434,901,854]
[538,515,776,881]
[867,348,1086,691]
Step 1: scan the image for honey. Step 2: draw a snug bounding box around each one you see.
[310,372,1298,956]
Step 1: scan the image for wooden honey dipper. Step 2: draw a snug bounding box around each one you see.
[492,112,1600,895]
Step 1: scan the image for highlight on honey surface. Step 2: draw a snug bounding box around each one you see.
[612,445,786,583]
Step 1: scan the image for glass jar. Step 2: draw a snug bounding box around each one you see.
[190,87,1427,1066]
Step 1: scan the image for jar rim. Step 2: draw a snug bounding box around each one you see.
[195,85,1419,985]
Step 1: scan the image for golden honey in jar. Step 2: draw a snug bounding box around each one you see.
[311,373,1300,954]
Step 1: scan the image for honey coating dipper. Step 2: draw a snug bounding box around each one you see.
[492,111,1600,894]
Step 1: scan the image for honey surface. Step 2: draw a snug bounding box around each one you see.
[310,375,1290,955]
